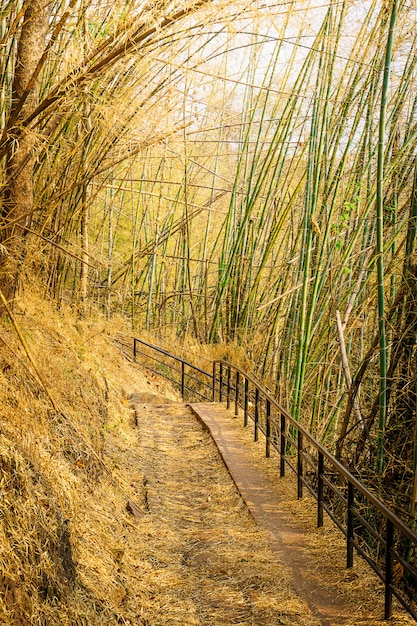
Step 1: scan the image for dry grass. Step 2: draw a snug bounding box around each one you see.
[0,283,415,624]
[0,283,177,624]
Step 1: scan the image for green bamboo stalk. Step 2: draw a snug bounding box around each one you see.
[376,0,398,473]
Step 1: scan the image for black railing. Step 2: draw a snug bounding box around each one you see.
[126,336,417,621]
[214,359,417,622]
[132,337,213,402]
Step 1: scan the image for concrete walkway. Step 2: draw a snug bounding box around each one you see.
[189,402,354,626]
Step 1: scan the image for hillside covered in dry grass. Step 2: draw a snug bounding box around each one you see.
[0,284,180,624]
[0,285,323,625]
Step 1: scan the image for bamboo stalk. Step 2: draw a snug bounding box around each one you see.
[376,0,398,473]
[336,310,363,432]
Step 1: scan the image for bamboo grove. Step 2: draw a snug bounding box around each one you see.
[2,0,417,518]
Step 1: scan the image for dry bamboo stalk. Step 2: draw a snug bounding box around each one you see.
[336,310,364,431]
[411,468,417,518]
[257,277,316,311]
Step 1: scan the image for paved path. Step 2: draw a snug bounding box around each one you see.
[190,402,354,626]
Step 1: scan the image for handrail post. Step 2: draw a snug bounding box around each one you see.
[297,430,303,499]
[133,338,137,362]
[317,451,324,528]
[181,361,185,398]
[280,412,285,477]
[266,399,271,458]
[244,377,249,427]
[226,366,231,409]
[212,362,216,401]
[235,371,240,417]
[347,482,354,568]
[385,520,394,620]
[254,388,259,441]
[219,362,223,402]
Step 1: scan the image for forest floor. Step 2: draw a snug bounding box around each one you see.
[0,288,415,625]
[125,396,317,625]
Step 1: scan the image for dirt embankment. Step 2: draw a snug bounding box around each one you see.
[0,292,175,624]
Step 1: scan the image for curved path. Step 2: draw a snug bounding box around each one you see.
[131,397,320,625]
[127,392,412,625]
[190,403,352,626]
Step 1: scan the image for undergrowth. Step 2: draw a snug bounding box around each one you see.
[0,284,176,625]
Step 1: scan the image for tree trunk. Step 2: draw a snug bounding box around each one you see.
[0,1,48,309]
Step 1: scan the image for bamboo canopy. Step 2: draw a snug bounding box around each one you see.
[2,0,417,516]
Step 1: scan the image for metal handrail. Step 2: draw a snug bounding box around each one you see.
[132,337,213,401]
[127,336,417,621]
[214,359,417,622]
